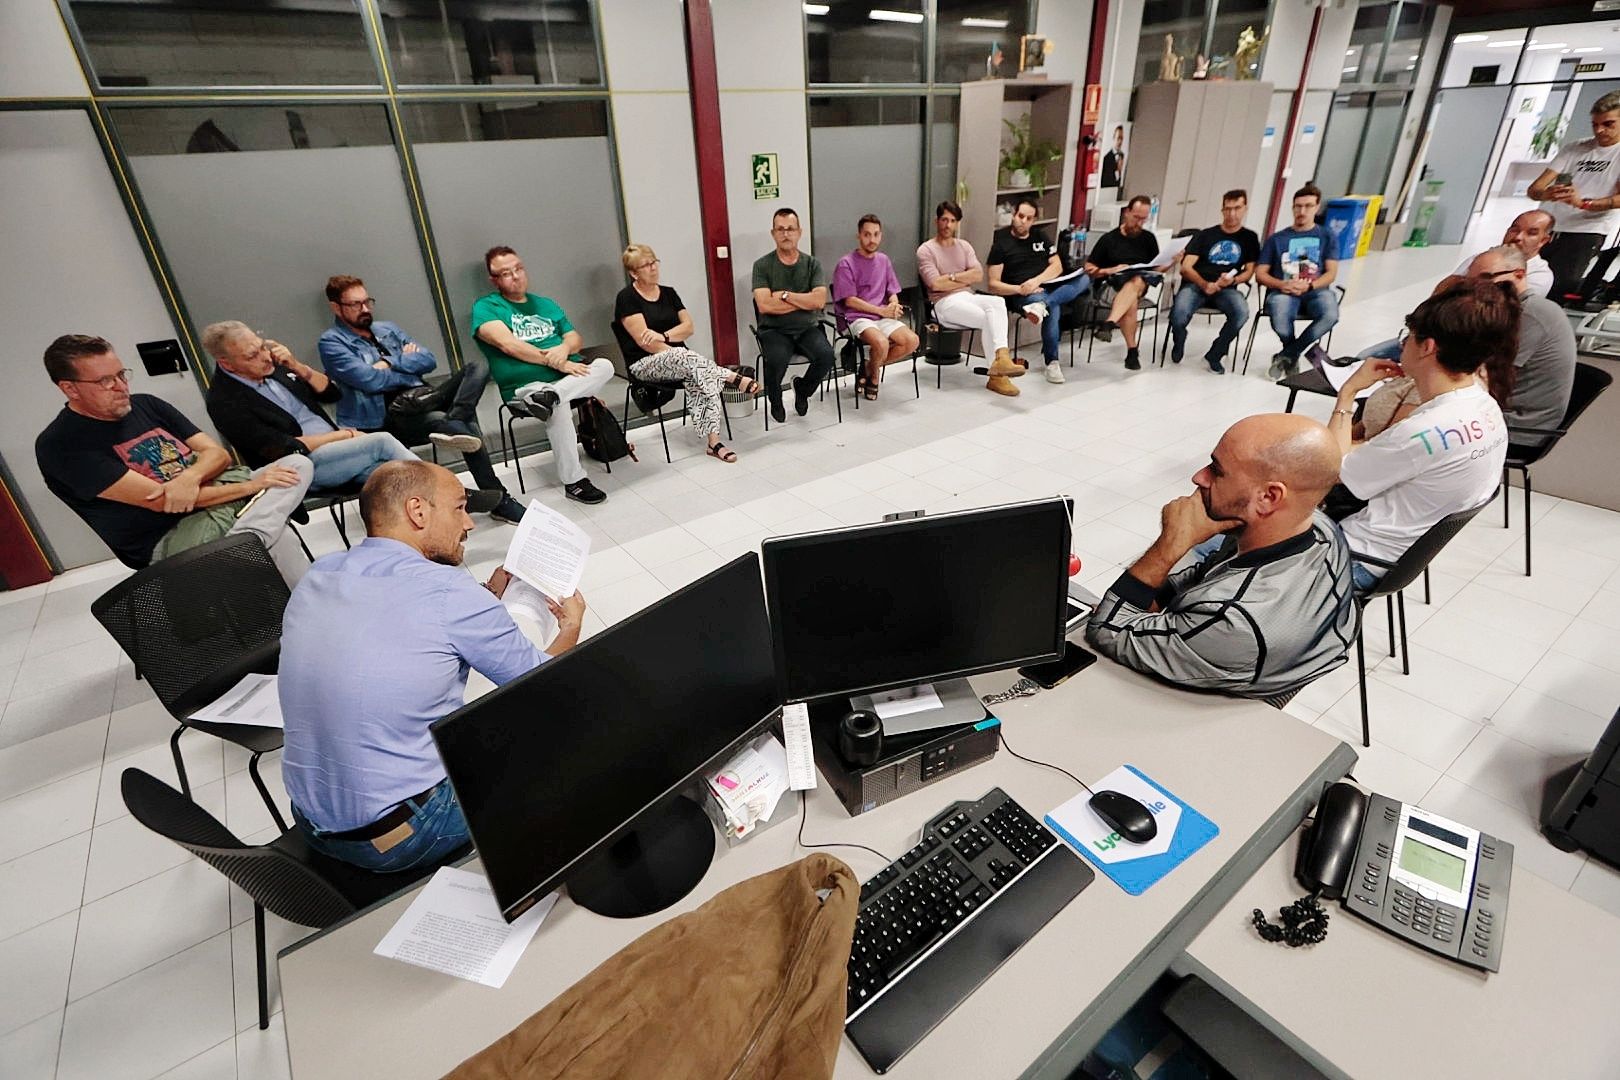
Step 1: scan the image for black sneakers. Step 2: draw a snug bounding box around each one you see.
[565,478,607,505]
[522,387,560,422]
[489,494,528,523]
[1124,349,1141,371]
[465,489,508,514]
[792,376,812,416]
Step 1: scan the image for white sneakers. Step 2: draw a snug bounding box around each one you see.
[1045,363,1066,384]
[1023,301,1048,325]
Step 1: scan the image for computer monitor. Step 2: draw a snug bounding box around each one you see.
[762,498,1070,723]
[431,553,779,922]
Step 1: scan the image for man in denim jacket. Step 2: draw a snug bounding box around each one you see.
[317,274,524,523]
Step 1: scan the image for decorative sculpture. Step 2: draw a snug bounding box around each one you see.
[1158,34,1183,82]
[1192,53,1210,80]
[1234,25,1269,80]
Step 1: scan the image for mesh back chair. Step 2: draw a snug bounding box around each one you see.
[1347,498,1493,747]
[1502,361,1613,575]
[90,533,291,831]
[610,332,735,462]
[496,344,618,492]
[748,314,845,430]
[120,768,456,1029]
[1241,284,1346,375]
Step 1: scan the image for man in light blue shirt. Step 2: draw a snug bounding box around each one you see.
[280,459,586,873]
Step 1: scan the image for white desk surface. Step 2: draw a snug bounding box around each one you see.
[279,658,1354,1080]
[1178,836,1620,1080]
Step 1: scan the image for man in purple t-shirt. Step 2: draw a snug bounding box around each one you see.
[832,214,920,400]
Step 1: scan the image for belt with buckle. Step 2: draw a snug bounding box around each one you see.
[323,782,442,842]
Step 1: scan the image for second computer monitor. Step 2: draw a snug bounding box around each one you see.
[762,498,1071,705]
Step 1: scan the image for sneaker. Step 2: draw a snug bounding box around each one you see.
[521,387,559,422]
[1044,362,1066,384]
[1093,320,1116,343]
[1170,342,1185,364]
[465,488,508,514]
[769,398,787,424]
[1124,349,1141,371]
[792,376,812,416]
[565,478,607,505]
[489,494,527,524]
[1205,354,1226,374]
[986,375,1021,397]
[1266,351,1294,381]
[429,429,483,454]
[1023,301,1048,325]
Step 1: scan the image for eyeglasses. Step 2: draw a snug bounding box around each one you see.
[71,368,132,390]
[1397,327,1412,348]
[1481,269,1519,281]
[338,297,377,309]
[633,260,660,271]
[492,265,526,279]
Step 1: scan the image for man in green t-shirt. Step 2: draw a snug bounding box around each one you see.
[472,246,615,504]
[751,208,835,424]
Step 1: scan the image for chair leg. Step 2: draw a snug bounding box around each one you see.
[248,751,289,833]
[256,902,270,1030]
[508,412,526,495]
[1523,469,1533,576]
[655,403,672,464]
[327,502,350,549]
[171,726,191,798]
[1355,626,1371,748]
[1397,591,1410,676]
[1423,566,1431,605]
[290,524,314,564]
[1386,595,1395,659]
[1501,468,1509,528]
[719,385,733,440]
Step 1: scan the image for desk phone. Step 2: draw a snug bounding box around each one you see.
[1298,783,1513,972]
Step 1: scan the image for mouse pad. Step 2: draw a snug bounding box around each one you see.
[1044,765,1219,896]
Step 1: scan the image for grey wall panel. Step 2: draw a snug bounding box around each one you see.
[0,2,89,97]
[126,145,448,373]
[810,124,925,289]
[0,111,199,570]
[1424,86,1512,246]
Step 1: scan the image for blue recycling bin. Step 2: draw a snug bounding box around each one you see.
[1323,197,1371,261]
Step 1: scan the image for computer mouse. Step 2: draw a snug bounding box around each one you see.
[1089,789,1158,843]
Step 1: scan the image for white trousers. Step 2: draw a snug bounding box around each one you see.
[931,291,1009,353]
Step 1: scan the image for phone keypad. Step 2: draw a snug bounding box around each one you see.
[1389,884,1462,946]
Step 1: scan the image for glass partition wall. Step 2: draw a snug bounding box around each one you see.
[55,0,624,452]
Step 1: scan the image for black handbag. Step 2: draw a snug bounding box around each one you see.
[385,382,442,418]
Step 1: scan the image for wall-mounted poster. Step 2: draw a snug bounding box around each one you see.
[1100,122,1129,190]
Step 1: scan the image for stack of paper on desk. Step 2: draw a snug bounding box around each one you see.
[705,735,791,840]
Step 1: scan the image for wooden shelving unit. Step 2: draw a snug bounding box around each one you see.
[955,78,1074,261]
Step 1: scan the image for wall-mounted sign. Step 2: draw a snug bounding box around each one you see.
[1083,83,1102,125]
[1577,62,1607,75]
[1262,125,1276,148]
[1302,124,1317,145]
[752,153,779,200]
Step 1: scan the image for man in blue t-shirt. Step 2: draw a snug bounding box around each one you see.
[1256,183,1340,380]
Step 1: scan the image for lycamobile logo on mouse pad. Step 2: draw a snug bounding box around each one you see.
[1043,766,1220,895]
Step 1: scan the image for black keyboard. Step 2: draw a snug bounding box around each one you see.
[844,787,1094,1074]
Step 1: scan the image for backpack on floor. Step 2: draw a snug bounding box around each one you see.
[576,396,637,464]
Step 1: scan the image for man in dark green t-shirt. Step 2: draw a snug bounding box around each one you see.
[471,246,614,504]
[751,208,835,423]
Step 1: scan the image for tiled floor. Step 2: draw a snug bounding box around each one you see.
[4,242,1620,1078]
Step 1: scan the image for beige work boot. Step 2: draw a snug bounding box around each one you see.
[986,374,1021,397]
[987,347,1025,378]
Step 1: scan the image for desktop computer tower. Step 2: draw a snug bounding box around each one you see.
[1544,708,1620,868]
[808,697,999,817]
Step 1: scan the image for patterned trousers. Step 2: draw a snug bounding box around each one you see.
[630,347,727,439]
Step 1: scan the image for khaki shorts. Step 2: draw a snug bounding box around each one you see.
[149,465,255,563]
[847,317,909,339]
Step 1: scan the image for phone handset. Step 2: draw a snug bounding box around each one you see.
[1252,780,1367,947]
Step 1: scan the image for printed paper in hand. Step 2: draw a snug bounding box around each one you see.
[1321,358,1382,400]
[373,866,556,988]
[188,673,283,729]
[1123,234,1190,272]
[504,501,590,599]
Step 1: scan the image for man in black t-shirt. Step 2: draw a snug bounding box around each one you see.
[1169,189,1261,373]
[35,334,312,579]
[1082,195,1161,370]
[987,198,1091,384]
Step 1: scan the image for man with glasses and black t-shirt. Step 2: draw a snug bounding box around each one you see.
[318,274,526,524]
[35,334,312,581]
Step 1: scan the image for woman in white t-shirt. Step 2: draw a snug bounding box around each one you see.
[1325,279,1521,590]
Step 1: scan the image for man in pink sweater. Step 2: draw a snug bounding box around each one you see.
[917,201,1023,397]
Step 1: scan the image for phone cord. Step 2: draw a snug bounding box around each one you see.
[1252,892,1330,947]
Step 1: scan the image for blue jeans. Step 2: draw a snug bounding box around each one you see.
[293,779,470,873]
[1012,275,1090,361]
[1170,283,1249,360]
[1266,288,1339,358]
[308,431,417,491]
[1355,337,1403,362]
[1351,561,1380,592]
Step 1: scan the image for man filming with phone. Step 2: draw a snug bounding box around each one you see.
[1528,91,1620,301]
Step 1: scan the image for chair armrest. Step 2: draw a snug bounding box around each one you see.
[1348,549,1400,571]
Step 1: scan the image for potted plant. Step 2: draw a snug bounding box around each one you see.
[1530,113,1568,160]
[1000,114,1063,193]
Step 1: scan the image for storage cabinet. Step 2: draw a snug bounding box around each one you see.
[955,79,1074,262]
[1128,81,1273,233]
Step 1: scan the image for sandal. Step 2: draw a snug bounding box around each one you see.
[706,441,738,463]
[730,373,762,397]
[863,382,879,401]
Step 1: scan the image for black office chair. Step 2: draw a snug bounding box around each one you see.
[1241,283,1346,375]
[1502,361,1612,575]
[90,534,291,831]
[120,768,459,1030]
[289,479,366,560]
[1347,498,1493,747]
[916,279,982,387]
[748,316,845,430]
[496,345,617,492]
[1081,273,1164,365]
[611,338,735,463]
[1159,281,1253,372]
[839,292,923,406]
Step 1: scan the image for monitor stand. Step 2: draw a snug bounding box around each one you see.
[564,795,716,919]
[849,677,985,737]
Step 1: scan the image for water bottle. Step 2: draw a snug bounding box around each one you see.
[1149,196,1161,231]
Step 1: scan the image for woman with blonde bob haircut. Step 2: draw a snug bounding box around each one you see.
[612,243,759,463]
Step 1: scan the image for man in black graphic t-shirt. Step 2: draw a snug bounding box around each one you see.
[1169,189,1260,373]
[35,334,311,578]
